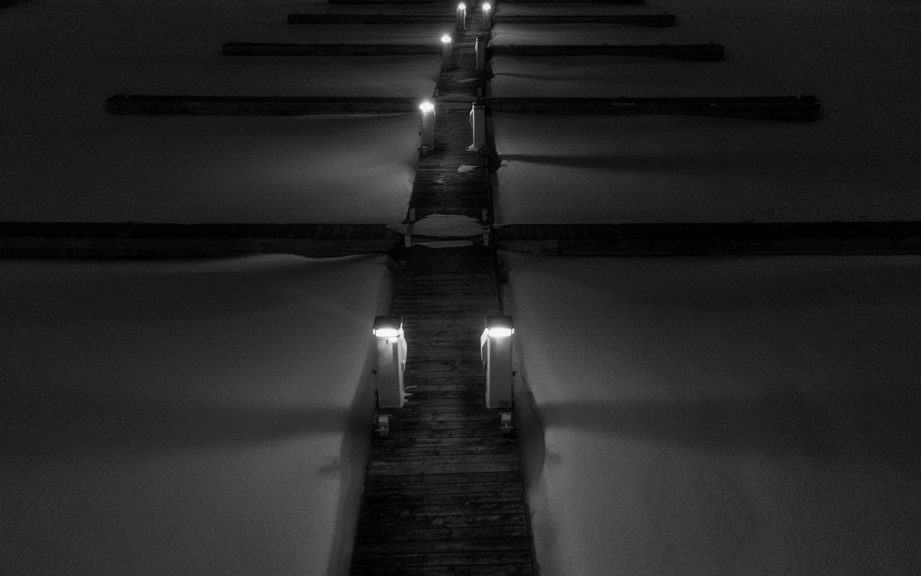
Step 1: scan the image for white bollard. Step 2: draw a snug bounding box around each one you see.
[456,3,467,31]
[469,101,486,151]
[441,34,453,71]
[419,100,436,153]
[373,316,407,409]
[475,35,487,72]
[481,315,514,409]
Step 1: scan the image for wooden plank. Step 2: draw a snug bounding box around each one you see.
[496,13,675,26]
[222,42,440,56]
[486,95,823,121]
[493,222,921,255]
[489,43,725,61]
[106,94,419,115]
[0,222,402,259]
[288,13,453,25]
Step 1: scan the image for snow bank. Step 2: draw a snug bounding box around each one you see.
[0,254,394,576]
[491,0,921,223]
[0,0,439,223]
[502,252,921,576]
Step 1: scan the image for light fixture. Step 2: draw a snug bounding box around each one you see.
[372,315,403,340]
[481,3,493,31]
[456,3,467,31]
[481,315,514,409]
[372,316,407,409]
[485,315,514,338]
[441,34,453,45]
[419,100,436,154]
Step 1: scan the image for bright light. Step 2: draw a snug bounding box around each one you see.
[458,3,466,10]
[374,328,402,339]
[373,316,403,339]
[486,327,514,338]
[485,315,514,338]
[441,34,452,44]
[419,101,435,114]
[482,2,491,12]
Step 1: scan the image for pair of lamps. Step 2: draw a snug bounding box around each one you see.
[418,100,487,154]
[372,315,514,410]
[456,3,494,31]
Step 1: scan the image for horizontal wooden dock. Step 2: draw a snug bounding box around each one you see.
[496,13,675,26]
[493,222,921,256]
[0,222,402,259]
[222,42,441,57]
[485,95,822,121]
[489,43,725,61]
[288,13,454,25]
[106,95,419,115]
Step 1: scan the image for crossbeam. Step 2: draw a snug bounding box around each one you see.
[496,14,675,26]
[288,13,453,25]
[489,43,725,61]
[0,222,402,259]
[106,95,420,115]
[486,96,822,121]
[493,222,921,256]
[222,42,441,56]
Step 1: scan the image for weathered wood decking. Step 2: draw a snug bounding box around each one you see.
[351,11,537,576]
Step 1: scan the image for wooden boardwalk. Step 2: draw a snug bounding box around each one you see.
[351,11,538,576]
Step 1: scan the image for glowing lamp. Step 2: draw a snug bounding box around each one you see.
[456,3,467,31]
[481,315,514,409]
[373,316,403,340]
[372,316,407,408]
[419,100,436,153]
[441,33,454,71]
[481,3,493,31]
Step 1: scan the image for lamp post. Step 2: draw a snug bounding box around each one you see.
[456,3,467,31]
[441,33,453,71]
[481,315,514,409]
[481,2,493,31]
[469,100,486,152]
[419,100,436,155]
[373,316,407,409]
[475,34,487,72]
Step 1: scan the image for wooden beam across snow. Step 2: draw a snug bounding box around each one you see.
[105,95,421,116]
[489,43,725,61]
[486,95,822,121]
[222,42,442,57]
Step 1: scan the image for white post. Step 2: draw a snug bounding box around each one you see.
[481,316,514,409]
[373,316,407,409]
[419,101,436,154]
[456,3,467,31]
[470,101,486,151]
[475,35,487,72]
[481,3,493,31]
[441,34,453,71]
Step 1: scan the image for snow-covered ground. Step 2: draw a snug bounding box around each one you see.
[0,254,393,576]
[502,253,921,576]
[0,0,439,223]
[491,0,921,223]
[3,1,921,575]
